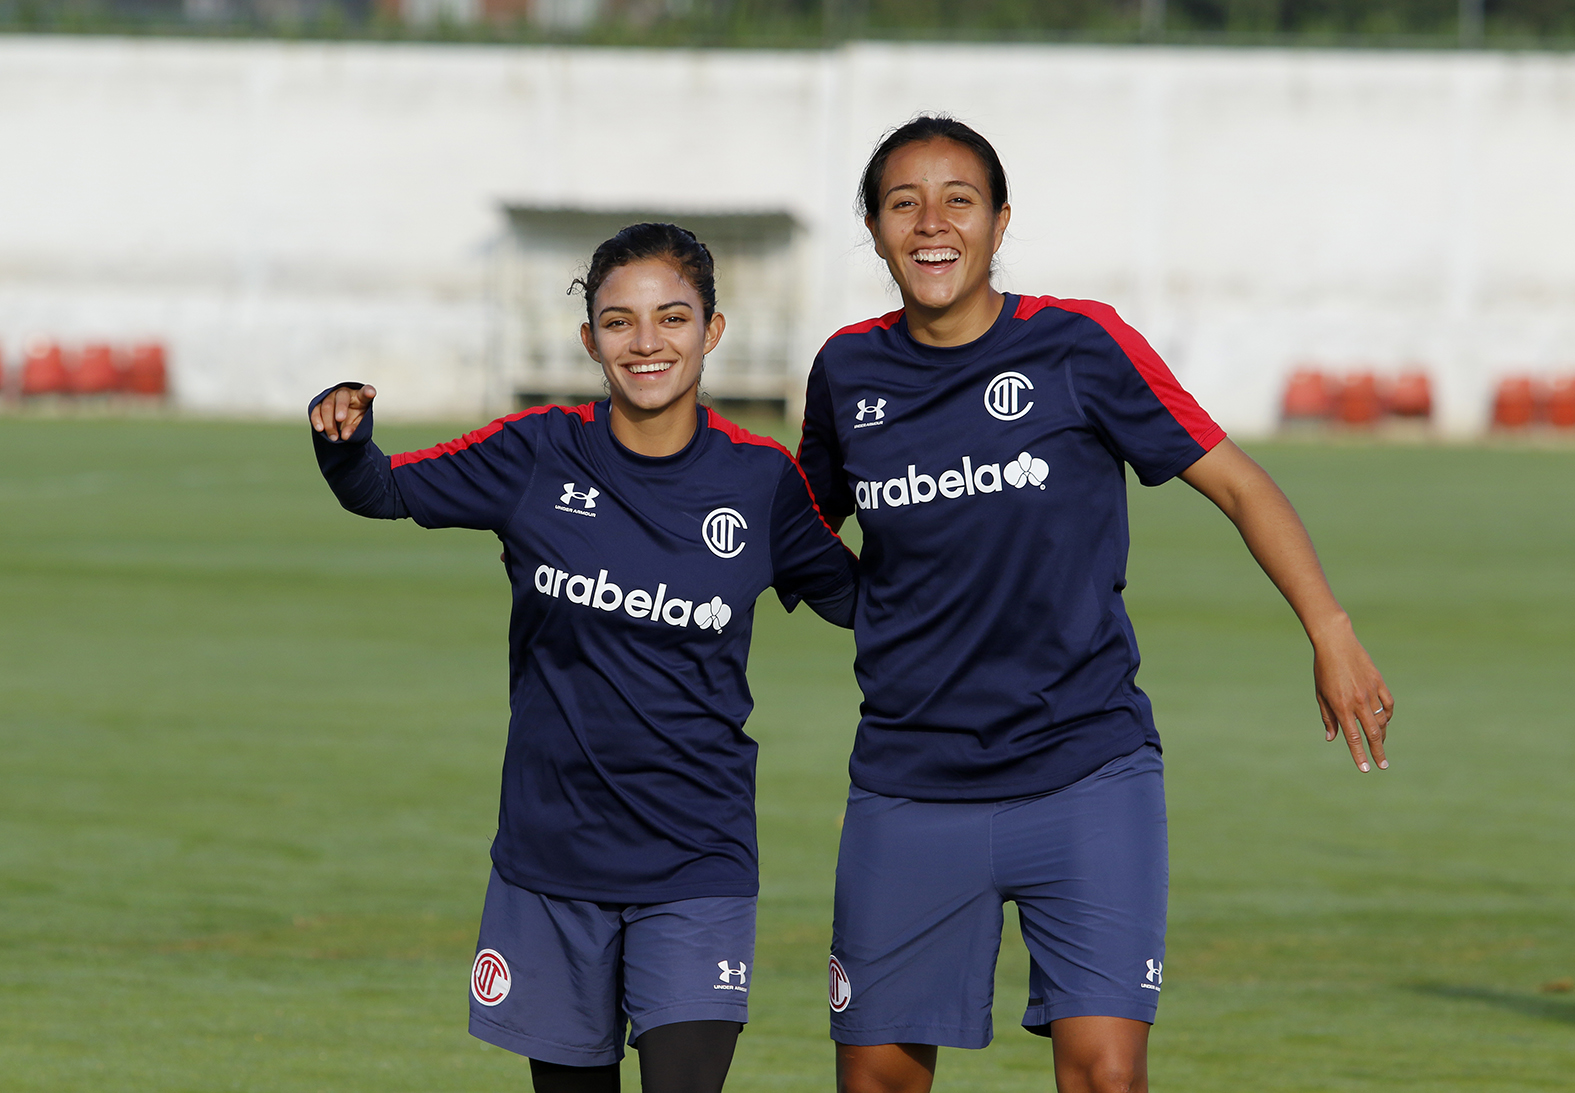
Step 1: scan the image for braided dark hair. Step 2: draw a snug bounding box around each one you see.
[858,115,1009,221]
[571,222,718,323]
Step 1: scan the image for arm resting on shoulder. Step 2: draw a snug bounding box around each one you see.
[308,384,408,520]
[1179,439,1394,772]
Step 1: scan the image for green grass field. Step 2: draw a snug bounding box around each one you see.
[2,417,1572,1091]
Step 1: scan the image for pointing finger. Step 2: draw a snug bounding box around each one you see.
[312,384,376,441]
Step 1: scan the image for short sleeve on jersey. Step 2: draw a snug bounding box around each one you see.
[390,411,544,531]
[1047,299,1226,487]
[797,360,856,520]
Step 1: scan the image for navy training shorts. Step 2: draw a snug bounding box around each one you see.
[829,744,1167,1048]
[468,868,755,1066]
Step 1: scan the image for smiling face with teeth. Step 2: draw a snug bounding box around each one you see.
[866,137,1012,347]
[580,257,726,456]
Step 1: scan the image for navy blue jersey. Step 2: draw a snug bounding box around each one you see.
[313,397,856,902]
[797,294,1225,802]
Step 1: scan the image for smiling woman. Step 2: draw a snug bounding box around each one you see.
[306,222,858,1093]
[858,116,1010,346]
[797,117,1394,1093]
[571,224,726,456]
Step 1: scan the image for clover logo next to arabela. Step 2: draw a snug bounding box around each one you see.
[1003,452,1049,490]
[693,596,732,632]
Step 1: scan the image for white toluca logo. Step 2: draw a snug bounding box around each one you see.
[854,398,887,427]
[828,955,852,1012]
[472,949,511,1006]
[985,371,1035,421]
[716,961,748,990]
[533,562,730,633]
[1142,959,1163,992]
[702,507,748,559]
[852,451,1049,511]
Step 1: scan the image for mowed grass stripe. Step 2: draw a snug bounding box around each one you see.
[1,419,1571,1091]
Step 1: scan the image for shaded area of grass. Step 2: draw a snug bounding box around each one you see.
[1,419,1572,1090]
[1411,984,1575,1026]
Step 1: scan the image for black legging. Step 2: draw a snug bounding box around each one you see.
[528,1020,742,1093]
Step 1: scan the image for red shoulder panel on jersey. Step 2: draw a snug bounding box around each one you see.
[817,308,904,356]
[391,402,596,468]
[706,409,844,540]
[705,407,794,460]
[1015,295,1226,451]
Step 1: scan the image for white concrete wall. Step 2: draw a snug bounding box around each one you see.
[2,36,1572,431]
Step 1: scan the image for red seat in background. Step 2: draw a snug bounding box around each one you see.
[22,341,71,395]
[126,342,168,396]
[73,343,120,394]
[1281,368,1333,421]
[1389,370,1432,418]
[1492,376,1544,428]
[1547,376,1575,429]
[1337,371,1383,425]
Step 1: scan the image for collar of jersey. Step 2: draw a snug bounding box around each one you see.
[595,397,711,469]
[894,292,1019,365]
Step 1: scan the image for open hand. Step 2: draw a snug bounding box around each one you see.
[1311,617,1394,773]
[310,384,376,442]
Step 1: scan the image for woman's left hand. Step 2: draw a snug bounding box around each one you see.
[1309,615,1393,773]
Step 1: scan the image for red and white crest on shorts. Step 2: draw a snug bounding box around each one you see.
[828,954,852,1012]
[472,948,511,1006]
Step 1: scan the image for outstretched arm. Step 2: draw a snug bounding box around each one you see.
[308,383,408,520]
[1179,439,1393,773]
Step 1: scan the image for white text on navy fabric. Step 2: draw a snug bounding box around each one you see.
[533,564,732,632]
[852,452,1047,511]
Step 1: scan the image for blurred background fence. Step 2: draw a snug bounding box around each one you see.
[1,5,1573,433]
[6,1,1575,46]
